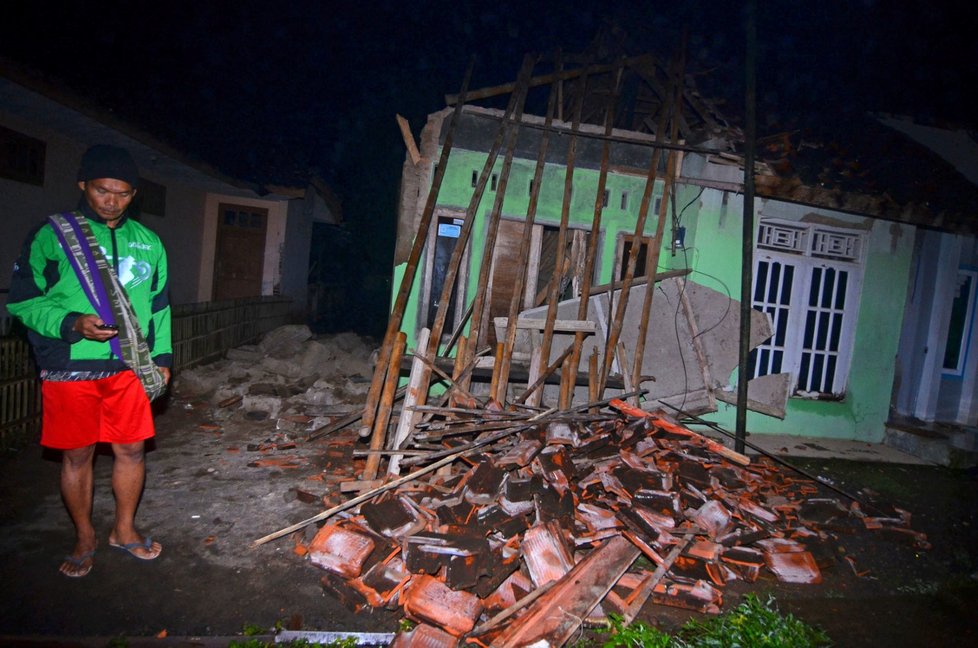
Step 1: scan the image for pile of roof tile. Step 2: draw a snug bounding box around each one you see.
[299,402,928,647]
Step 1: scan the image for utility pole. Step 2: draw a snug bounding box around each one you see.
[736,0,758,455]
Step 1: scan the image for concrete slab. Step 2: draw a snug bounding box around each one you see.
[697,429,932,465]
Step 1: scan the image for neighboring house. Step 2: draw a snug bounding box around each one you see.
[880,117,978,428]
[0,66,341,319]
[388,59,977,447]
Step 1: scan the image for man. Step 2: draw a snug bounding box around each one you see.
[7,144,171,577]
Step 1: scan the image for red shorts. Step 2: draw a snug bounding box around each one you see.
[41,371,155,449]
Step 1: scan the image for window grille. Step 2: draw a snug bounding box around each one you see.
[750,219,864,397]
[757,222,807,254]
[0,125,45,186]
[796,266,849,393]
[811,228,861,261]
[750,260,794,379]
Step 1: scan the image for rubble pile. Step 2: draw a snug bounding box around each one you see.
[296,399,928,647]
[174,325,376,430]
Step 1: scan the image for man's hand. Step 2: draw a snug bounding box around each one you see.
[74,314,119,341]
[160,367,171,385]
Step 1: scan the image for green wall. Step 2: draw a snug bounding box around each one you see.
[687,194,914,442]
[393,149,670,353]
[391,147,914,442]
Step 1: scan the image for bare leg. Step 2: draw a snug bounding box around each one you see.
[60,444,98,576]
[107,441,161,559]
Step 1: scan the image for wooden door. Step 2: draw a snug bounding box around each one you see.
[213,203,268,300]
[487,220,528,345]
[488,221,592,345]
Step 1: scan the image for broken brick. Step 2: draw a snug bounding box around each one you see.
[401,574,483,636]
[403,532,490,590]
[522,522,575,587]
[308,524,375,578]
[389,623,458,648]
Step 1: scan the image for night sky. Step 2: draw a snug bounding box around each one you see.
[3,0,974,330]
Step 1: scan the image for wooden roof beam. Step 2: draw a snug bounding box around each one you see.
[444,54,653,105]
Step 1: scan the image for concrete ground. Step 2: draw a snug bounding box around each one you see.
[734,431,930,464]
[0,389,400,646]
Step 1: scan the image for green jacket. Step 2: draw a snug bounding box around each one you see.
[7,201,172,373]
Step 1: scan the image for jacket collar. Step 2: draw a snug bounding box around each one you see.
[77,196,130,228]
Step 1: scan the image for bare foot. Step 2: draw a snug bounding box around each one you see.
[108,532,162,560]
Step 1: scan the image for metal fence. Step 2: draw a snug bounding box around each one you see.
[0,296,294,450]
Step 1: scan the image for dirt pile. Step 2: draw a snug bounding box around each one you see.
[174,325,376,427]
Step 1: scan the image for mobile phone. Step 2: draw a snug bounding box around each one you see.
[97,323,119,330]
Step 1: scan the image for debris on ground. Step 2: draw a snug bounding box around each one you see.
[222,329,928,647]
[174,325,376,434]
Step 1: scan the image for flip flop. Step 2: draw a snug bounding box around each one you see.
[61,550,95,578]
[109,536,162,561]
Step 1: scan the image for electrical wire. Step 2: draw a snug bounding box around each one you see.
[660,186,746,411]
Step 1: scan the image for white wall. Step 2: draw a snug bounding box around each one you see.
[1,85,308,313]
[0,115,88,309]
[0,112,214,308]
[145,181,207,306]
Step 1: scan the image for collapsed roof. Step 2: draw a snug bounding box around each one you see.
[439,35,977,234]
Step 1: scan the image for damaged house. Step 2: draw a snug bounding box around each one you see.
[385,52,978,461]
[258,46,948,634]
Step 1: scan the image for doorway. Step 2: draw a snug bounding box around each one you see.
[213,203,268,300]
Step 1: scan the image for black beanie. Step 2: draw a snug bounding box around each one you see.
[77,144,139,186]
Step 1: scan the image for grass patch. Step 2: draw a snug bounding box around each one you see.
[599,594,832,647]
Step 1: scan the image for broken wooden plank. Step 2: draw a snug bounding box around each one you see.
[617,536,692,625]
[534,66,589,408]
[254,408,556,546]
[609,399,750,466]
[389,328,431,477]
[444,55,652,105]
[565,58,626,397]
[496,66,560,401]
[598,51,681,397]
[359,63,473,442]
[395,114,421,165]
[514,343,573,405]
[493,317,597,333]
[588,267,690,296]
[628,64,686,397]
[460,55,539,391]
[469,579,556,637]
[364,331,406,480]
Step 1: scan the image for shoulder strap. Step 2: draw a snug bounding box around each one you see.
[48,212,167,401]
[48,212,121,356]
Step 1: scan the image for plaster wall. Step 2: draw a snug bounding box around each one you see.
[0,115,88,310]
[394,149,671,343]
[280,197,314,319]
[0,113,207,307]
[936,239,978,423]
[689,190,914,441]
[894,230,944,417]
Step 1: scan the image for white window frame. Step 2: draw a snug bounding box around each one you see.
[750,219,866,398]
